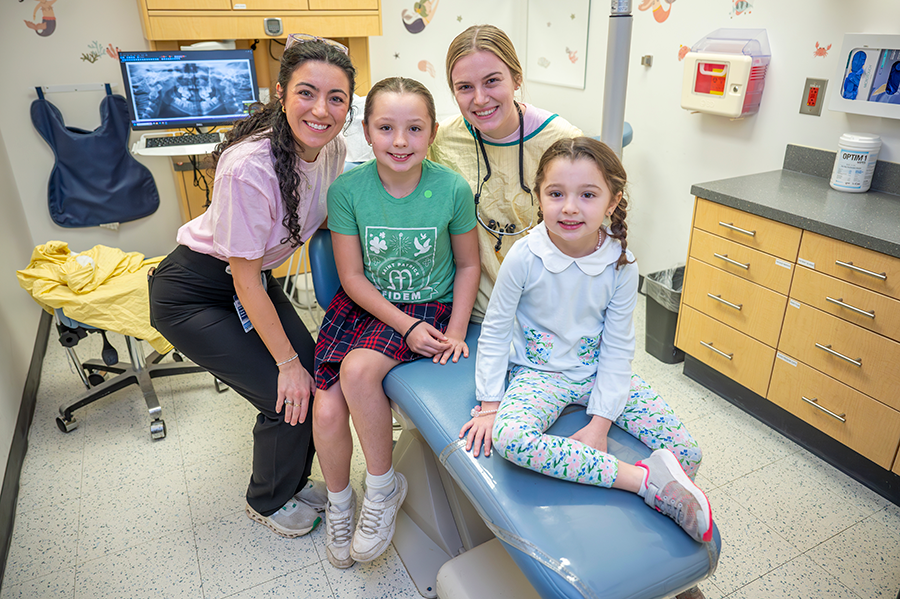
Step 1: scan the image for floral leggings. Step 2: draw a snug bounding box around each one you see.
[491,366,702,488]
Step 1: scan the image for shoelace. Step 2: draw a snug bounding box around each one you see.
[357,502,387,536]
[654,493,685,525]
[328,509,354,543]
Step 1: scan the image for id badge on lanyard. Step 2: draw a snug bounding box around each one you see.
[233,272,268,333]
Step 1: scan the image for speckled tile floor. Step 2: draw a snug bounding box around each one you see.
[2,293,899,599]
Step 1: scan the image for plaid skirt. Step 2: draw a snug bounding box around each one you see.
[314,287,453,390]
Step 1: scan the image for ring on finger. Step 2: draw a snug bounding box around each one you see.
[285,400,295,406]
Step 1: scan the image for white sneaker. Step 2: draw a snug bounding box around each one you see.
[636,449,713,543]
[350,473,407,563]
[246,498,322,538]
[325,493,357,569]
[295,479,328,512]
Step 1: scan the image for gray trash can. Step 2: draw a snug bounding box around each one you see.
[641,266,685,364]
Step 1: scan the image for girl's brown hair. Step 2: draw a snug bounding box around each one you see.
[534,137,633,269]
[445,24,523,91]
[363,76,437,132]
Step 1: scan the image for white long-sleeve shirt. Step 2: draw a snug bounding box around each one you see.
[475,221,638,420]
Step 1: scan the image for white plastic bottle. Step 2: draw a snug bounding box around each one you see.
[830,133,882,193]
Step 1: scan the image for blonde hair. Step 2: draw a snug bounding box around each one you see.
[445,24,523,91]
[534,137,633,270]
[363,76,437,131]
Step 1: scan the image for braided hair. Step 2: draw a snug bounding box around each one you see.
[211,41,356,248]
[533,137,633,270]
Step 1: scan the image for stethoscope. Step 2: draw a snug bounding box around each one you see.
[472,102,535,252]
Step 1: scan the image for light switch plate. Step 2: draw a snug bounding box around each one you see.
[800,78,828,116]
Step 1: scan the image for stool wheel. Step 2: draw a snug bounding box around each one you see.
[88,372,106,387]
[56,417,78,433]
[150,419,166,440]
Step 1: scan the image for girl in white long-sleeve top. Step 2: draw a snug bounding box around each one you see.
[460,137,714,543]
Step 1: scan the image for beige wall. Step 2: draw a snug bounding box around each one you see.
[0,0,184,260]
[0,128,41,476]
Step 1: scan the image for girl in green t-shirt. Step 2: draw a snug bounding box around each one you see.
[312,77,479,569]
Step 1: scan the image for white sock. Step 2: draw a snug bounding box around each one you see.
[327,483,353,512]
[365,467,397,502]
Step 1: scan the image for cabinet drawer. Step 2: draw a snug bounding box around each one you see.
[683,258,787,347]
[768,357,900,470]
[693,198,802,262]
[778,301,900,411]
[689,227,794,295]
[147,13,381,39]
[676,306,776,396]
[309,0,379,8]
[146,0,231,8]
[798,232,900,301]
[790,266,900,343]
[233,0,311,9]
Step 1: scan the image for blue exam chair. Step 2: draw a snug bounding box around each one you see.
[307,220,719,599]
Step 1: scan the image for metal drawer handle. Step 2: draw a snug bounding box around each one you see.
[815,343,862,367]
[708,293,743,311]
[835,260,887,280]
[825,296,875,319]
[718,222,756,237]
[700,340,733,360]
[801,396,847,423]
[714,253,750,270]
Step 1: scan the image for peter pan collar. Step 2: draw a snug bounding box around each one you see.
[526,221,622,275]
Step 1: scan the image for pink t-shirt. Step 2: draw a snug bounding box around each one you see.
[177,135,346,271]
[482,103,556,144]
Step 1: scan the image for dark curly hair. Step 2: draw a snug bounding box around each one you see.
[211,41,356,248]
[534,137,633,270]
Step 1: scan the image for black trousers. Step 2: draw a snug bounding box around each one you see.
[149,245,316,516]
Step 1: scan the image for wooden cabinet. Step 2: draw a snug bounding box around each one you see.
[677,196,900,472]
[136,0,381,42]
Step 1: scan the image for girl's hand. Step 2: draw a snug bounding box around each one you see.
[275,359,316,426]
[434,335,469,365]
[404,321,451,357]
[459,412,496,457]
[569,424,608,453]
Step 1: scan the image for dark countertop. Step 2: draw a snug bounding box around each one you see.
[691,168,900,259]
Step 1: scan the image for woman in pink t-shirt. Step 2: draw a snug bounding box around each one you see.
[149,37,355,539]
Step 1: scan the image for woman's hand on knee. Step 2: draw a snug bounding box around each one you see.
[459,412,496,457]
[276,361,316,426]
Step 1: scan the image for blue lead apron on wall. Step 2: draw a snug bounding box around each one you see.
[31,85,159,228]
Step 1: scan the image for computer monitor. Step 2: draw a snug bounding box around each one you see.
[118,49,259,131]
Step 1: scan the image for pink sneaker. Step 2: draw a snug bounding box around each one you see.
[636,449,713,543]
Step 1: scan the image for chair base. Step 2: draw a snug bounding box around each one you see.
[57,336,205,439]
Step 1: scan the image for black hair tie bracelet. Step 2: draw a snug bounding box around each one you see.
[402,319,427,345]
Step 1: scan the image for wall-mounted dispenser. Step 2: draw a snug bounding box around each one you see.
[681,28,771,118]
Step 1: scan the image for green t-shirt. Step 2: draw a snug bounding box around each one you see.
[327,160,476,304]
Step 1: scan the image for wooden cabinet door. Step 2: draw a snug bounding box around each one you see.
[693,198,802,262]
[676,306,776,397]
[778,301,900,411]
[799,231,900,301]
[688,227,795,295]
[682,258,787,347]
[768,357,900,470]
